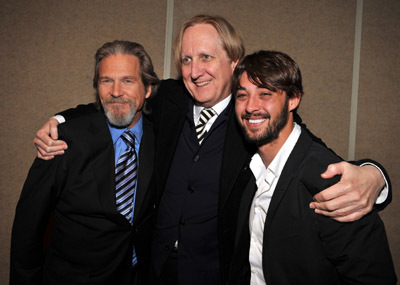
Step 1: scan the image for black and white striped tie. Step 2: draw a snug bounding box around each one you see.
[196,108,217,144]
[115,130,137,223]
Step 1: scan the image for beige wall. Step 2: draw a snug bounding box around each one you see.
[1,0,399,282]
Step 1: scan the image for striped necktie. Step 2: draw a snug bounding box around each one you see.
[115,130,137,223]
[196,108,217,144]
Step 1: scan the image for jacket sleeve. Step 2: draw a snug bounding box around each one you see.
[301,151,397,284]
[10,133,68,284]
[57,103,97,121]
[317,209,397,284]
[295,113,391,210]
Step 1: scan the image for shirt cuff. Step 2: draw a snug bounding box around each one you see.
[360,162,389,204]
[52,115,65,124]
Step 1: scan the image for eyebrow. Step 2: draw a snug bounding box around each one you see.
[236,86,266,91]
[99,75,137,80]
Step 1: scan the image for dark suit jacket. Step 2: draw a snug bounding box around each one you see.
[34,79,392,284]
[229,130,396,284]
[10,110,156,285]
[149,79,256,283]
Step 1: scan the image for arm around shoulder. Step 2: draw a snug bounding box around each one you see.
[353,158,391,210]
[57,103,97,121]
[302,150,396,284]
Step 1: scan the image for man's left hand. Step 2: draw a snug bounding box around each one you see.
[309,162,385,222]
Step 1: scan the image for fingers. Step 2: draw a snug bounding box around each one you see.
[310,188,372,222]
[37,151,54,161]
[313,208,367,223]
[34,118,67,159]
[312,161,384,222]
[34,131,67,150]
[48,117,60,140]
[36,144,65,160]
[312,181,351,203]
[34,139,67,157]
[320,161,347,179]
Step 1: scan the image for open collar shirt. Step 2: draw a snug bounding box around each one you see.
[249,122,301,285]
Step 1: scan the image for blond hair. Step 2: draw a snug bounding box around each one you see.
[173,15,245,74]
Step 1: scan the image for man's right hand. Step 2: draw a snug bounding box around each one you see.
[34,117,68,160]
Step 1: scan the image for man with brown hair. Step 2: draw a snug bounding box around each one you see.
[230,50,396,284]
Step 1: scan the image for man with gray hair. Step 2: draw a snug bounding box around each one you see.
[11,40,159,284]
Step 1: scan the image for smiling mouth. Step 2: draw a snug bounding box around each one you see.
[248,118,266,124]
[109,102,126,107]
[195,80,211,87]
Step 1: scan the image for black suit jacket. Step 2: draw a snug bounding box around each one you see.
[229,130,396,284]
[33,79,392,284]
[10,110,156,285]
[149,79,256,283]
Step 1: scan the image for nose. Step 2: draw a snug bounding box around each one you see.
[111,81,122,97]
[245,95,260,113]
[190,60,204,80]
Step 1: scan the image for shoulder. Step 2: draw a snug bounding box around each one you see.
[148,79,191,118]
[295,134,343,196]
[159,78,186,92]
[58,109,107,141]
[155,79,190,102]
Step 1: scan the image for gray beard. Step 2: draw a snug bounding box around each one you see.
[102,99,137,128]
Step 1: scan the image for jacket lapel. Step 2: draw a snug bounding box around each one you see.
[133,117,155,223]
[154,91,190,200]
[235,175,257,247]
[86,111,130,226]
[262,131,313,245]
[219,105,255,211]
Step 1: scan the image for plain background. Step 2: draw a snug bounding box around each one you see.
[1,0,399,282]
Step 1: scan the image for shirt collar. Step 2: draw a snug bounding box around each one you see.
[250,122,302,190]
[193,95,232,124]
[108,115,144,146]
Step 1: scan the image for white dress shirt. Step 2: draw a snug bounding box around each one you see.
[193,95,231,132]
[248,123,301,285]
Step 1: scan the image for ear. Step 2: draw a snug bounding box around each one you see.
[145,85,152,99]
[230,59,239,72]
[288,93,301,112]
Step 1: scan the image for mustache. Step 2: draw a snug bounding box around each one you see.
[104,98,132,104]
[241,112,270,120]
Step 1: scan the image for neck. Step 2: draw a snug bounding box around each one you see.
[257,117,294,167]
[127,111,142,129]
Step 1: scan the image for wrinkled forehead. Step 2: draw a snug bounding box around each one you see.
[181,23,224,53]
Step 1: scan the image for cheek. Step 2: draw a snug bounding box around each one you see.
[98,89,108,102]
[235,102,244,116]
[181,66,191,80]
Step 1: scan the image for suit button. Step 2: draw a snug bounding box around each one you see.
[188,186,195,193]
[165,245,171,250]
[193,154,200,162]
[180,221,185,227]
